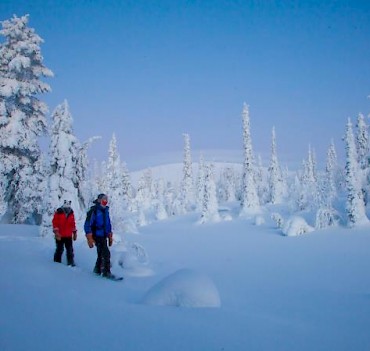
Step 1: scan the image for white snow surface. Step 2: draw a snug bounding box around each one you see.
[1,214,370,351]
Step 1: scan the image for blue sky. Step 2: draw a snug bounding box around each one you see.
[1,0,370,170]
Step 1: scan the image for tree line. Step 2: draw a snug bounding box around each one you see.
[0,15,369,235]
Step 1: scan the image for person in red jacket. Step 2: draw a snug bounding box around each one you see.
[52,200,77,266]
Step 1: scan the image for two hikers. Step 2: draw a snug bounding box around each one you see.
[52,200,77,266]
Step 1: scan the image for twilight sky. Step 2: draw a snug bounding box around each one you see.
[1,0,370,170]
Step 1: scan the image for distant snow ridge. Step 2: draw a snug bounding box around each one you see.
[282,216,314,236]
[142,269,221,308]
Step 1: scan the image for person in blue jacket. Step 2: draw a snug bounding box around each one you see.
[84,193,114,277]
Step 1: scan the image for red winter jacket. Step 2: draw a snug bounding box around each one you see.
[52,208,77,238]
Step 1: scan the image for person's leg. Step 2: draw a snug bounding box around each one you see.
[65,238,75,266]
[94,236,103,274]
[54,239,64,263]
[101,238,111,276]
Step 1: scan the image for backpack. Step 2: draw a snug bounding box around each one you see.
[84,205,97,233]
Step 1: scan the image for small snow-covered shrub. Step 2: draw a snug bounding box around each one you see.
[114,242,153,277]
[142,269,221,308]
[271,212,284,228]
[282,216,314,237]
[315,208,340,229]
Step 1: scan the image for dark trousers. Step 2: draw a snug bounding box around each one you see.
[54,237,74,265]
[94,236,111,274]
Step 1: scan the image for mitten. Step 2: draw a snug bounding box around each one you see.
[108,233,113,247]
[86,233,94,248]
[73,230,77,241]
[53,228,61,241]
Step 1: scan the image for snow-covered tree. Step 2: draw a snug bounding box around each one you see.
[268,127,285,204]
[0,15,53,223]
[356,113,369,170]
[181,133,194,211]
[41,100,79,235]
[344,118,368,226]
[200,163,220,223]
[240,103,259,215]
[295,145,318,211]
[121,161,133,211]
[219,166,237,203]
[315,141,340,229]
[105,134,126,231]
[196,154,206,211]
[154,178,168,220]
[75,136,100,211]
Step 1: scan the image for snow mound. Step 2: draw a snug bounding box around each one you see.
[142,269,221,308]
[282,216,314,236]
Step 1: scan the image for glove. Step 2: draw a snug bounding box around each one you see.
[53,229,61,241]
[73,230,77,241]
[108,233,113,247]
[86,233,95,248]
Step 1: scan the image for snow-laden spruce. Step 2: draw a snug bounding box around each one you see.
[0,14,53,224]
[41,100,79,235]
[180,133,194,212]
[344,118,368,226]
[199,163,220,223]
[268,127,286,204]
[240,103,259,216]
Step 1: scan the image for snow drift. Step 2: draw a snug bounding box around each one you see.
[141,268,221,308]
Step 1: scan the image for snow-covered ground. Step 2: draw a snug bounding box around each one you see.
[1,209,370,351]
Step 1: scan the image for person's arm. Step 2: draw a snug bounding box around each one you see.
[52,213,61,240]
[84,210,95,248]
[71,212,77,241]
[106,209,113,246]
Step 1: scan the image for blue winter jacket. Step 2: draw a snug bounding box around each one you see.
[84,204,112,237]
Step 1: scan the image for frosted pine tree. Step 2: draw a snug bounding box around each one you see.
[344,118,368,226]
[154,179,168,220]
[0,15,53,223]
[75,136,100,211]
[220,167,237,202]
[41,101,79,236]
[297,145,318,210]
[181,133,194,211]
[199,163,220,223]
[356,113,369,170]
[315,141,340,229]
[240,103,259,216]
[196,154,206,211]
[355,113,370,205]
[121,162,133,211]
[268,127,285,204]
[105,134,126,232]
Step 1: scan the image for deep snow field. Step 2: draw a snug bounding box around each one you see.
[1,209,370,351]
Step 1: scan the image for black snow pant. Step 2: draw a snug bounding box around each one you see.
[54,237,74,265]
[93,236,111,275]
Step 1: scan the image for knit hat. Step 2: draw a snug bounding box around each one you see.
[62,200,71,208]
[97,193,107,200]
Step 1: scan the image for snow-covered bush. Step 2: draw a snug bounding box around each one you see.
[271,212,284,228]
[315,208,340,229]
[282,216,314,236]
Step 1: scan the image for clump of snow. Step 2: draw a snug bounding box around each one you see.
[113,241,153,277]
[142,268,221,308]
[282,216,314,236]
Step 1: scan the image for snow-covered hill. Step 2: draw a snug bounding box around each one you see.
[1,213,370,351]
